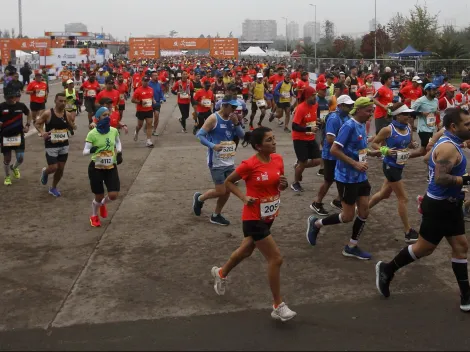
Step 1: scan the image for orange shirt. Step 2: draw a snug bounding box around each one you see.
[194,89,214,113]
[292,101,318,141]
[133,86,154,112]
[115,82,129,105]
[95,89,120,110]
[26,81,48,103]
[374,85,393,119]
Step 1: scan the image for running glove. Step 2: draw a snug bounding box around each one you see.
[116,152,123,165]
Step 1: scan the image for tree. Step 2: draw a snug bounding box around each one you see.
[405,4,438,51]
[169,30,178,38]
[199,34,205,38]
[434,26,467,59]
[387,12,407,51]
[228,31,233,38]
[323,20,335,44]
[207,35,211,38]
[301,43,315,57]
[3,29,11,38]
[360,25,391,59]
[333,35,357,58]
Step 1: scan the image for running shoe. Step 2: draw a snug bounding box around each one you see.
[211,266,227,295]
[405,228,419,243]
[375,261,393,298]
[10,165,20,179]
[271,302,297,322]
[278,121,284,127]
[152,131,159,136]
[290,182,303,192]
[193,192,204,216]
[210,214,230,226]
[100,204,108,218]
[90,215,101,227]
[330,199,343,211]
[268,113,275,122]
[165,93,169,98]
[416,195,423,214]
[182,128,187,133]
[192,126,198,135]
[133,130,138,142]
[310,202,329,216]
[316,168,324,176]
[460,295,470,312]
[4,176,12,186]
[48,187,61,197]
[342,245,372,260]
[306,215,320,246]
[40,167,48,185]
[146,140,154,148]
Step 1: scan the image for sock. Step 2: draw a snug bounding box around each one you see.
[351,216,366,241]
[13,160,22,169]
[101,196,110,205]
[452,258,470,298]
[383,245,417,277]
[3,163,10,177]
[198,195,204,202]
[212,213,219,217]
[218,268,226,279]
[92,200,101,216]
[317,213,342,228]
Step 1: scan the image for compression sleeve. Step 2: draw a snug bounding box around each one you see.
[234,125,245,139]
[292,122,310,132]
[83,142,93,155]
[196,128,215,149]
[115,134,122,153]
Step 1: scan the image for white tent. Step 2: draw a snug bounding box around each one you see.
[241,46,267,57]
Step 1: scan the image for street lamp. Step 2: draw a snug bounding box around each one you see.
[374,0,377,64]
[281,17,288,52]
[309,4,317,67]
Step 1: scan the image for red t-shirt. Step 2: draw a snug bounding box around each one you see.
[95,89,120,109]
[110,110,120,128]
[292,101,318,141]
[194,89,214,113]
[115,82,129,105]
[133,86,154,112]
[236,153,284,222]
[455,92,470,108]
[133,73,142,88]
[172,80,194,104]
[374,85,393,119]
[400,85,423,107]
[201,76,215,85]
[290,71,301,81]
[268,74,284,92]
[158,71,168,83]
[122,72,131,85]
[82,80,100,99]
[439,97,455,111]
[241,75,253,94]
[26,81,48,103]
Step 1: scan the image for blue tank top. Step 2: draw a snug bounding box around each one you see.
[427,131,467,200]
[207,112,236,169]
[383,123,412,169]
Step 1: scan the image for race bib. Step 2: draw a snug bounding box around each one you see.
[358,148,367,162]
[50,129,69,143]
[142,98,152,108]
[396,150,410,165]
[2,134,21,147]
[218,141,236,159]
[461,104,469,111]
[350,85,358,93]
[36,90,46,97]
[87,89,96,97]
[319,110,329,121]
[180,92,189,99]
[119,94,125,101]
[177,73,181,77]
[260,195,280,219]
[426,113,436,127]
[307,121,316,129]
[256,99,266,107]
[95,150,114,169]
[243,82,249,89]
[269,84,273,91]
[237,94,243,100]
[202,99,212,108]
[216,93,224,101]
[99,84,105,90]
[393,89,399,97]
[281,91,290,99]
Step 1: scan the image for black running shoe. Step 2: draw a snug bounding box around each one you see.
[460,295,470,312]
[310,202,329,216]
[290,182,304,192]
[375,261,393,298]
[330,199,343,211]
[210,214,230,226]
[405,228,419,244]
[193,192,204,216]
[317,168,324,176]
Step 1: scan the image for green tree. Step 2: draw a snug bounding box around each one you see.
[434,26,467,59]
[323,20,335,44]
[405,4,438,51]
[301,43,315,57]
[387,12,407,51]
[169,30,178,38]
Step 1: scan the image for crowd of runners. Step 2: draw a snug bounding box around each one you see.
[2,55,470,322]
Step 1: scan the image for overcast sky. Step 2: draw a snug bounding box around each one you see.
[2,0,468,40]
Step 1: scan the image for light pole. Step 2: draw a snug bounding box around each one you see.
[309,4,317,67]
[18,0,23,37]
[374,0,377,64]
[281,17,288,52]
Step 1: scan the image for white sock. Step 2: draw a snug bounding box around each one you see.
[315,219,323,228]
[3,163,10,177]
[198,195,204,202]
[92,200,101,216]
[101,196,110,205]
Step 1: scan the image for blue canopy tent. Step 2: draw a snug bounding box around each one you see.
[388,45,432,58]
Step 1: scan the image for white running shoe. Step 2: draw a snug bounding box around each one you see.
[133,130,138,142]
[211,266,227,295]
[271,302,297,322]
[146,139,154,148]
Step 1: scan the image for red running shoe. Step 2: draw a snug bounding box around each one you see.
[416,195,424,214]
[100,204,108,218]
[90,215,101,227]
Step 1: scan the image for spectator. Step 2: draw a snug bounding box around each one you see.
[5,61,16,74]
[20,62,32,85]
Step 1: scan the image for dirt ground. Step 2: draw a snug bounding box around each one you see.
[0,83,469,350]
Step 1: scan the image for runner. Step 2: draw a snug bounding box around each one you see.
[64,79,78,123]
[193,80,214,131]
[273,74,294,133]
[25,71,48,123]
[373,73,394,135]
[131,74,155,148]
[81,72,101,124]
[83,107,123,228]
[193,96,245,226]
[291,86,321,192]
[438,85,456,127]
[376,108,470,312]
[248,73,267,130]
[368,103,422,243]
[115,73,129,121]
[241,67,253,102]
[0,87,32,186]
[149,71,166,136]
[267,67,285,121]
[310,95,354,215]
[36,93,76,197]
[306,97,381,259]
[455,83,470,110]
[212,73,226,102]
[345,66,359,101]
[399,76,423,108]
[171,71,194,133]
[210,126,296,322]
[73,70,85,114]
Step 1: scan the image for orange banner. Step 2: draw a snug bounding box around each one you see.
[129,38,160,60]
[159,38,209,50]
[0,38,66,65]
[210,38,238,59]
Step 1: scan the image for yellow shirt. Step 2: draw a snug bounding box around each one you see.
[253,82,265,100]
[279,82,292,103]
[223,76,232,85]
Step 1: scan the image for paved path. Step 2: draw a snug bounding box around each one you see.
[0,86,469,350]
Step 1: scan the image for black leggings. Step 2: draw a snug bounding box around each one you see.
[178,103,190,129]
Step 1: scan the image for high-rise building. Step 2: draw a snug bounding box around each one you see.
[287,21,299,41]
[242,19,277,41]
[303,21,321,43]
[64,23,88,33]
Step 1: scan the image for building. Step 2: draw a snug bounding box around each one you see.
[64,23,88,33]
[287,21,299,41]
[242,19,277,41]
[303,21,321,43]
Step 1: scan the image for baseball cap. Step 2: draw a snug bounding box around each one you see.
[446,84,457,92]
[221,96,240,107]
[303,85,317,99]
[424,83,437,90]
[337,95,354,105]
[391,104,415,116]
[98,68,104,72]
[66,79,74,84]
[460,83,470,90]
[316,83,327,91]
[256,73,263,78]
[350,97,374,114]
[412,76,422,83]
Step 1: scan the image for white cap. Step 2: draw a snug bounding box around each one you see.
[66,79,74,84]
[391,104,415,116]
[98,68,104,72]
[412,76,422,83]
[385,67,392,72]
[256,73,263,78]
[339,71,345,75]
[337,95,354,105]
